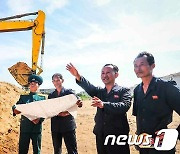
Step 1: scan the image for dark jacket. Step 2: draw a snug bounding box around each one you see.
[76,76,132,135]
[48,87,76,133]
[133,77,180,135]
[12,92,45,133]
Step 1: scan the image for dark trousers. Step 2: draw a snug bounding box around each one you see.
[19,132,42,154]
[96,134,130,154]
[52,130,78,154]
[139,148,175,154]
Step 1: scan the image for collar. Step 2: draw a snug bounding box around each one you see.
[140,77,157,95]
[104,83,119,93]
[55,87,65,96]
[140,76,156,87]
[29,92,37,95]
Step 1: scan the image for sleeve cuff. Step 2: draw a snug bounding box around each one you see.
[12,105,16,110]
[103,102,111,111]
[75,76,82,83]
[12,105,16,116]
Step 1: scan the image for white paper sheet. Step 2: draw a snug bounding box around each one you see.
[16,94,78,120]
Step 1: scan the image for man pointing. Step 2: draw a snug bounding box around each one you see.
[66,63,131,154]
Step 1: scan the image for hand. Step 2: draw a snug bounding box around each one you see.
[14,109,21,114]
[91,96,104,108]
[76,99,83,108]
[58,111,70,117]
[32,118,40,124]
[66,63,81,81]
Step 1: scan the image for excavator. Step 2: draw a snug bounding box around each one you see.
[0,10,45,87]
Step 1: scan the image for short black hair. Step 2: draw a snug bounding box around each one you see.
[103,64,119,73]
[135,51,155,65]
[52,73,63,80]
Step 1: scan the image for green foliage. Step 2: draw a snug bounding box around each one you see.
[77,91,91,100]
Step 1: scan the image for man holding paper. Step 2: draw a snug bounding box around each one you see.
[48,73,82,154]
[12,74,45,154]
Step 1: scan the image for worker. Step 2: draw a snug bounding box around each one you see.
[66,63,131,154]
[133,52,180,154]
[12,74,45,154]
[48,73,82,154]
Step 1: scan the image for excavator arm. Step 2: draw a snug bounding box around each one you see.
[0,10,45,87]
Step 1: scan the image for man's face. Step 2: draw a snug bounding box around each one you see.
[134,56,155,78]
[29,82,39,92]
[101,66,118,85]
[52,76,63,89]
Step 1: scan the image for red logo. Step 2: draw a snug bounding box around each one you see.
[152,95,158,100]
[114,95,119,98]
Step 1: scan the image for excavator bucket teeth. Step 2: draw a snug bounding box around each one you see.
[8,62,32,87]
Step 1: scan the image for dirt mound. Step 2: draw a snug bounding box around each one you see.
[0,82,22,153]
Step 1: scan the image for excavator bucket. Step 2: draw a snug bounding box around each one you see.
[8,62,32,87]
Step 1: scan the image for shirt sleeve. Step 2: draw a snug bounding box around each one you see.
[132,87,138,116]
[165,82,180,115]
[76,76,99,97]
[12,95,22,116]
[103,88,132,115]
[67,89,76,95]
[48,93,52,99]
[66,89,80,99]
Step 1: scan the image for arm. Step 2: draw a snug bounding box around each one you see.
[66,63,81,81]
[132,87,138,116]
[91,88,132,114]
[153,83,180,133]
[12,95,22,116]
[65,89,83,108]
[76,76,99,97]
[103,88,132,114]
[165,82,180,115]
[66,63,99,97]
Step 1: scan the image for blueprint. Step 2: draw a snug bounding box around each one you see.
[16,94,78,120]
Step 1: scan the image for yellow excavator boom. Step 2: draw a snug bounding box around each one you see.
[0,10,45,87]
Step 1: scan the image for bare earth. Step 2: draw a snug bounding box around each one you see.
[0,82,179,154]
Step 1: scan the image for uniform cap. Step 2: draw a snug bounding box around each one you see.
[28,74,43,85]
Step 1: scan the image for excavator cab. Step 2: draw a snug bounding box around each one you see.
[0,10,45,87]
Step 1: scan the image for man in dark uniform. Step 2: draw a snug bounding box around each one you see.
[66,63,132,154]
[12,74,45,154]
[133,52,180,154]
[48,73,82,154]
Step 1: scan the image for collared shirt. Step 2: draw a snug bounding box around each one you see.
[76,76,132,135]
[133,77,180,135]
[48,87,76,133]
